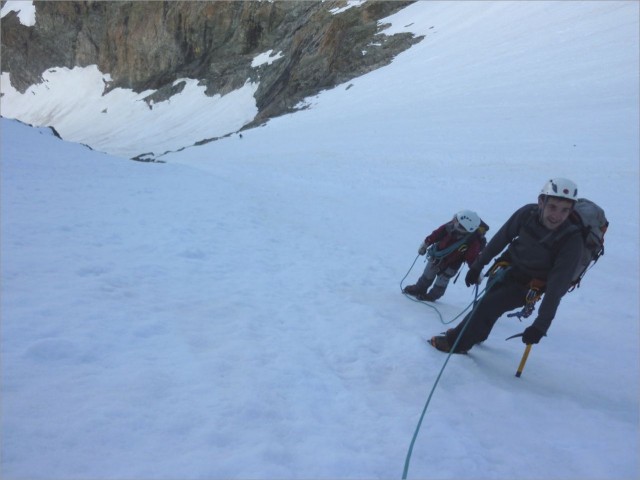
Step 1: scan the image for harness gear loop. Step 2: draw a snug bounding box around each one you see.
[487,260,510,278]
[507,278,546,320]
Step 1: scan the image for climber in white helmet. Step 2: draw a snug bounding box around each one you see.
[403,209,489,302]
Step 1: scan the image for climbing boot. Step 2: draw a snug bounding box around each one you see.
[403,284,426,297]
[429,330,467,354]
[417,285,446,302]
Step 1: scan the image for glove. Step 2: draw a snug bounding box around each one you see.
[418,241,428,256]
[522,325,545,345]
[465,266,481,287]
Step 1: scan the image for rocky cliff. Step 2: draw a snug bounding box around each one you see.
[1,1,422,132]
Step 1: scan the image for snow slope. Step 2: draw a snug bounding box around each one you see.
[1,1,638,479]
[0,66,259,159]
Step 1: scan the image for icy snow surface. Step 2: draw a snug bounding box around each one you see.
[1,1,638,479]
[0,67,259,159]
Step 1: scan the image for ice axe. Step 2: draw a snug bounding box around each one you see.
[506,333,532,378]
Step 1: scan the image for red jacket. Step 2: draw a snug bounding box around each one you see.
[425,221,485,270]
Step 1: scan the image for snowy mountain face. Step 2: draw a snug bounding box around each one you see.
[1,0,419,159]
[1,1,639,479]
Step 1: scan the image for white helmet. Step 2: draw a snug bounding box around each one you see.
[540,178,578,201]
[455,210,481,233]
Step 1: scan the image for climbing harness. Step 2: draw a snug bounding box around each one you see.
[507,278,546,320]
[486,259,510,279]
[484,258,546,321]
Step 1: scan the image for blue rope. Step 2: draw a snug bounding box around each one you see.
[399,258,509,479]
[427,233,472,259]
[400,254,445,323]
[401,285,483,479]
[400,254,485,325]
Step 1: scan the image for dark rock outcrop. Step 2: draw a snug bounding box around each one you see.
[2,0,422,132]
